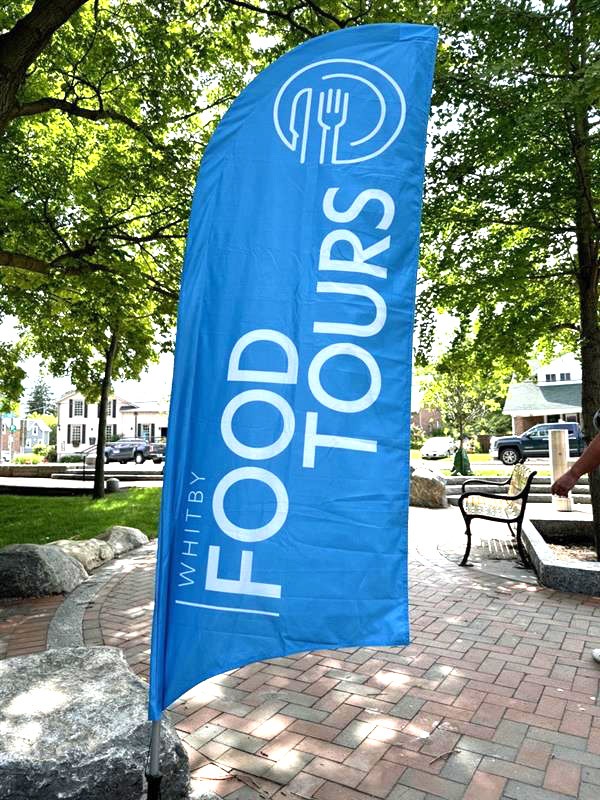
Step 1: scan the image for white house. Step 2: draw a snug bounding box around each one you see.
[119,399,169,441]
[56,390,168,455]
[503,354,582,434]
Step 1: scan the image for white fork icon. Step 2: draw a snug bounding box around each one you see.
[317,87,350,164]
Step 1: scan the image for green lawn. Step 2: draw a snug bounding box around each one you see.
[0,488,161,548]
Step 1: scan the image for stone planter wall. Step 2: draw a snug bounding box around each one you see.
[522,519,600,596]
[0,464,69,477]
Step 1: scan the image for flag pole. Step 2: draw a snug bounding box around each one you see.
[146,718,162,799]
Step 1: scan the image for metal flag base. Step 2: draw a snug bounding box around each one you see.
[146,772,163,800]
[146,719,162,800]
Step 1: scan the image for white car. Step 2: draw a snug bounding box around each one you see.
[420,436,457,459]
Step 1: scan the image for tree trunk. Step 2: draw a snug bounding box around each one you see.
[93,330,119,500]
[571,0,600,558]
[578,269,600,558]
[0,0,88,131]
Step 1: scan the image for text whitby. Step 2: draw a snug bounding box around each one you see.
[179,187,395,611]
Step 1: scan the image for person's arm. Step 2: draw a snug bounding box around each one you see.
[551,433,600,496]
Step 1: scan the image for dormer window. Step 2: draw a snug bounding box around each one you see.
[545,374,557,382]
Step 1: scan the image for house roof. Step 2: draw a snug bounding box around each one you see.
[57,390,132,404]
[119,401,168,415]
[26,418,51,432]
[503,381,581,415]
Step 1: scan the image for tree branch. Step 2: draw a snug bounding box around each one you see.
[220,0,316,37]
[0,248,110,277]
[0,250,51,274]
[0,0,90,129]
[549,322,580,332]
[303,1,346,28]
[112,218,187,245]
[8,97,161,148]
[0,0,89,74]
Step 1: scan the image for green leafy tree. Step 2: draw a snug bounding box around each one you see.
[26,376,55,414]
[0,1,260,495]
[0,1,89,131]
[208,2,599,549]
[0,342,26,413]
[423,367,507,446]
[416,0,600,553]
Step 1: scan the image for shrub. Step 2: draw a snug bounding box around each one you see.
[410,424,425,449]
[13,453,43,464]
[32,444,55,460]
[59,454,85,463]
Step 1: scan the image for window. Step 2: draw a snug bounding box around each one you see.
[71,425,81,447]
[141,424,151,440]
[73,400,84,416]
[560,372,571,381]
[106,425,114,441]
[527,426,548,439]
[545,374,557,382]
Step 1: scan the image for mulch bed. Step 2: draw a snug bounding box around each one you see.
[547,542,599,562]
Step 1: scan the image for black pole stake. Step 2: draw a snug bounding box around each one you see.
[146,719,162,799]
[146,771,163,800]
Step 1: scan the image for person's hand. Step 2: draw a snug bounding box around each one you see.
[551,470,578,497]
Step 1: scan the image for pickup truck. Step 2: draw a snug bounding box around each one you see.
[103,438,165,464]
[147,439,166,463]
[491,422,586,465]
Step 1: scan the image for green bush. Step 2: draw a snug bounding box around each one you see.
[13,453,43,464]
[32,444,56,460]
[410,424,425,449]
[59,454,84,463]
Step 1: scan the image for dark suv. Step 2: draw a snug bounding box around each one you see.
[491,422,585,465]
[105,438,160,465]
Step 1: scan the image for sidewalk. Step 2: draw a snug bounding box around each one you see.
[2,507,600,800]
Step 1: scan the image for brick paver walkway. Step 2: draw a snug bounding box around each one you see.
[2,507,600,800]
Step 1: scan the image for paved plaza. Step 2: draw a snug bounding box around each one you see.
[2,506,600,799]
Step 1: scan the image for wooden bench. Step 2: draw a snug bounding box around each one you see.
[458,463,537,567]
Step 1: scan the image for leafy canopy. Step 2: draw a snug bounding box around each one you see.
[0,0,261,399]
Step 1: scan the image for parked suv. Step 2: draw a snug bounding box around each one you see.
[105,438,157,465]
[78,439,165,465]
[491,423,585,465]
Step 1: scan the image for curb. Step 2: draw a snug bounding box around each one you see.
[47,542,156,648]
